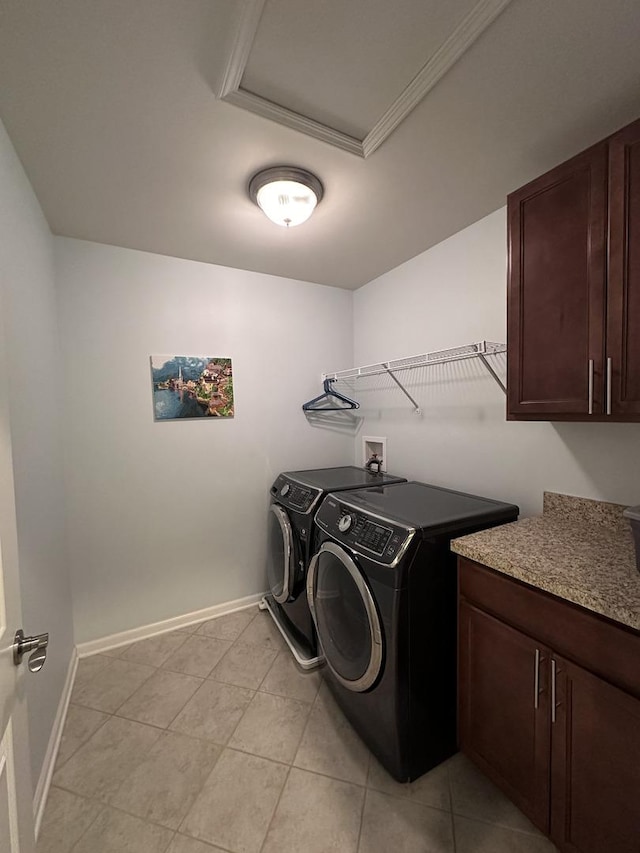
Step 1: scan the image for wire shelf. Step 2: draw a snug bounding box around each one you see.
[323,341,505,380]
[321,341,507,413]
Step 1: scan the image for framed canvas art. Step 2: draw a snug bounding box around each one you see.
[151,355,234,419]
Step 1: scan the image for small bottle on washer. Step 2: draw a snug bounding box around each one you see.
[365,453,382,475]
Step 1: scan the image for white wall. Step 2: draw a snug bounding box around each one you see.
[353,208,640,518]
[55,239,353,643]
[0,120,74,785]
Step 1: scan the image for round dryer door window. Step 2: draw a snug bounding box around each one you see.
[307,541,383,692]
[267,504,295,604]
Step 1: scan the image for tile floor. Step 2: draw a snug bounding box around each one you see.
[39,605,558,853]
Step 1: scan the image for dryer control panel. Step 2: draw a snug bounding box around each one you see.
[315,496,414,566]
[270,475,322,515]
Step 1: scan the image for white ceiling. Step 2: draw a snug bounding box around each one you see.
[245,0,474,138]
[227,0,501,152]
[0,0,639,290]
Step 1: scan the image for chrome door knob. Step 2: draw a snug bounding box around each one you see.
[13,629,49,672]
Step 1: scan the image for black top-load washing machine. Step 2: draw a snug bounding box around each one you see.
[262,466,406,669]
[307,481,518,780]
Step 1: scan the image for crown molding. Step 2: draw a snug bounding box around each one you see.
[362,0,514,157]
[218,0,268,98]
[224,89,364,156]
[218,0,514,158]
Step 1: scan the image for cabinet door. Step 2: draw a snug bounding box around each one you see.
[507,144,608,419]
[458,601,551,832]
[607,117,640,416]
[551,657,640,853]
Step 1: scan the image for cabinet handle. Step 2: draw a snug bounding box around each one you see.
[588,360,594,415]
[534,648,541,709]
[551,658,563,723]
[606,357,612,415]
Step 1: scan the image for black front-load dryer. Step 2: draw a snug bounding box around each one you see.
[307,481,518,779]
[262,466,406,670]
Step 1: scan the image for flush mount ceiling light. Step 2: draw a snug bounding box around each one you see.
[248,166,324,228]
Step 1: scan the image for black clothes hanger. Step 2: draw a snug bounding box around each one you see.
[302,378,360,412]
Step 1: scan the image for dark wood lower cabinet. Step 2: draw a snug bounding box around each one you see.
[459,601,550,832]
[551,659,640,853]
[458,558,640,853]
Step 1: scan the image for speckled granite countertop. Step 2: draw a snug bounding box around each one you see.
[451,492,640,632]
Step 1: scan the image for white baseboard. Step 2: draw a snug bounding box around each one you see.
[33,647,78,838]
[75,591,267,658]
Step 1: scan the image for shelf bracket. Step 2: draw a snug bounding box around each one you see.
[477,353,506,395]
[383,363,422,414]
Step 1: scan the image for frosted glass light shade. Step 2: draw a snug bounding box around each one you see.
[249,167,324,228]
[256,179,317,227]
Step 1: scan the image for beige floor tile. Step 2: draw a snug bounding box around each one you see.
[235,610,287,651]
[39,592,563,853]
[358,789,454,853]
[166,836,228,853]
[162,635,232,678]
[99,643,133,657]
[116,669,202,728]
[120,632,188,667]
[164,620,206,635]
[55,705,110,770]
[209,642,277,689]
[294,687,370,785]
[110,731,221,829]
[70,806,174,853]
[170,679,254,744]
[259,650,322,703]
[314,679,339,709]
[180,748,288,853]
[36,787,103,853]
[72,655,112,693]
[229,691,310,763]
[53,716,162,802]
[71,658,155,713]
[261,767,364,853]
[196,608,256,641]
[366,755,452,811]
[449,753,541,833]
[454,816,558,852]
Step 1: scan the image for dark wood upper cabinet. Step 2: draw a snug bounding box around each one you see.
[507,116,640,421]
[607,118,640,416]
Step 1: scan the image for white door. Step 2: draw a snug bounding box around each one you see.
[0,300,36,853]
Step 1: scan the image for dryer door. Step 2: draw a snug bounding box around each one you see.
[307,541,383,692]
[267,504,296,604]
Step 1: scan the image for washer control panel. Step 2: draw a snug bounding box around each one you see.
[316,497,413,565]
[271,475,322,514]
[338,514,353,533]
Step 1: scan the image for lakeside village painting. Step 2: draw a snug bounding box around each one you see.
[151,355,234,420]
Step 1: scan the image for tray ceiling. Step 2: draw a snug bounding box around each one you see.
[219,0,514,156]
[1,0,640,289]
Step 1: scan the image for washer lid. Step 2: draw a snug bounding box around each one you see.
[336,481,519,539]
[283,465,406,492]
